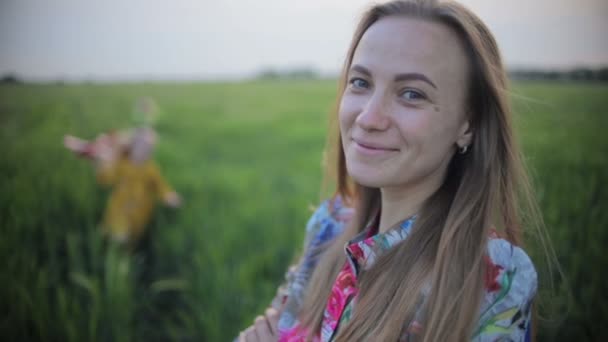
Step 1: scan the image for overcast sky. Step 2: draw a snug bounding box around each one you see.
[1,0,607,81]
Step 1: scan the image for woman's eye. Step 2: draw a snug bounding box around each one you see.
[349,78,369,89]
[400,90,425,101]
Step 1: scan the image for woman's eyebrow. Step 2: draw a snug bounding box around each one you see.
[350,64,437,90]
[350,64,372,77]
[394,73,437,89]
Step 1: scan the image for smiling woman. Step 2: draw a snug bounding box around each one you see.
[238,1,545,341]
[339,17,472,203]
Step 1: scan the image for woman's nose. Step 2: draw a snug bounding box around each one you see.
[355,94,390,131]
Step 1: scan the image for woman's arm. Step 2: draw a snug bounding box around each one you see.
[236,198,351,341]
[473,239,538,341]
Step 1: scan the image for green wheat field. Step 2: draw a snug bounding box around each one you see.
[1,80,606,341]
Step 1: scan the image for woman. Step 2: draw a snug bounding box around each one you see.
[240,0,540,340]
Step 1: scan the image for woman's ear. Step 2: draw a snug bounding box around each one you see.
[456,119,473,149]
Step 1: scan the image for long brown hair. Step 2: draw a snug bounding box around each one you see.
[301,0,545,341]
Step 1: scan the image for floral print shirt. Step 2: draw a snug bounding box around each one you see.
[277,197,537,342]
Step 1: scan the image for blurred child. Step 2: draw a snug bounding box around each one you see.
[64,102,181,247]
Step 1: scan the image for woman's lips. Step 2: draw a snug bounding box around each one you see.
[352,139,399,156]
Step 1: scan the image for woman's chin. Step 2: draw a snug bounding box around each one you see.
[347,166,389,189]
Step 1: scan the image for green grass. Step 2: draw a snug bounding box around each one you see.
[0,79,606,341]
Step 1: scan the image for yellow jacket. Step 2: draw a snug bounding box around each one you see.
[97,156,174,243]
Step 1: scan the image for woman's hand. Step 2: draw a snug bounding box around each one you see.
[239,307,280,342]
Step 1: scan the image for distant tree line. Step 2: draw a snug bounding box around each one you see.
[253,67,320,80]
[1,74,22,84]
[509,67,608,82]
[3,66,608,84]
[254,66,608,82]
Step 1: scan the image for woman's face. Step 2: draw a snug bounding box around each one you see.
[339,17,473,193]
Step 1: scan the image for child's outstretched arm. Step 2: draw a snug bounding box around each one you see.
[149,162,182,208]
[64,133,120,185]
[64,135,91,156]
[64,133,121,162]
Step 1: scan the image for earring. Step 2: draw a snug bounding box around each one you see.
[458,145,469,154]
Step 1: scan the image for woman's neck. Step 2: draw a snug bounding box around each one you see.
[378,180,441,234]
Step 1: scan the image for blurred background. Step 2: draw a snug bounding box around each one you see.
[1,0,606,341]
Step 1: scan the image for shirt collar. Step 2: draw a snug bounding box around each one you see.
[344,216,416,275]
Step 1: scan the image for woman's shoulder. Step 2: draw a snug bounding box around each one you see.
[277,196,354,331]
[306,196,353,227]
[303,196,354,247]
[484,236,538,296]
[474,235,538,340]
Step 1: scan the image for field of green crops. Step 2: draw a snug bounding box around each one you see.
[1,80,606,341]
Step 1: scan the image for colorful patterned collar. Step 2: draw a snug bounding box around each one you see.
[344,216,416,276]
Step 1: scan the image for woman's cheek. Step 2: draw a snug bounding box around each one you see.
[394,111,430,140]
[338,100,359,132]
